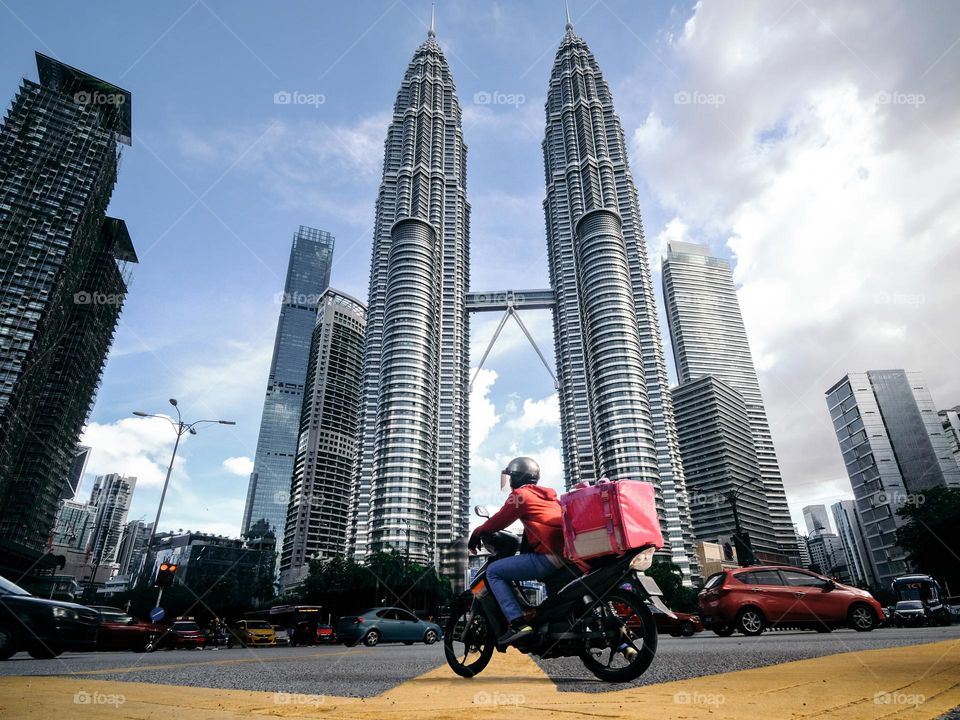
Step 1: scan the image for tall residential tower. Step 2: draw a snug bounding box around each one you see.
[242,226,334,550]
[0,54,136,571]
[662,241,797,560]
[541,20,697,579]
[350,21,470,579]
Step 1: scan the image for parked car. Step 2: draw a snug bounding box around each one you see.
[167,620,207,649]
[336,607,442,647]
[698,566,883,636]
[650,605,703,636]
[229,620,276,647]
[0,574,99,659]
[892,600,928,627]
[88,606,164,652]
[316,624,337,645]
[272,625,291,646]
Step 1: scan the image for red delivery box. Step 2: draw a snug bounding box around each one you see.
[560,479,663,565]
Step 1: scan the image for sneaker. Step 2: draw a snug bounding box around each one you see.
[498,619,534,645]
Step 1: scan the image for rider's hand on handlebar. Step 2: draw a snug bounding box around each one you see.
[468,530,482,554]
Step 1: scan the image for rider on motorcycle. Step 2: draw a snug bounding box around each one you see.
[468,457,564,645]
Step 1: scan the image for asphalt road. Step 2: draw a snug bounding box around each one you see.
[1,626,958,698]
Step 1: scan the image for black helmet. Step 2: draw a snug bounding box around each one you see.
[501,456,541,490]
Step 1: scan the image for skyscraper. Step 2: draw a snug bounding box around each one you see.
[802,505,832,536]
[242,226,334,551]
[280,290,366,592]
[825,370,960,585]
[350,20,470,579]
[0,54,137,571]
[116,519,152,578]
[832,500,873,587]
[672,375,780,561]
[541,19,697,579]
[88,473,136,569]
[662,241,797,560]
[51,499,97,551]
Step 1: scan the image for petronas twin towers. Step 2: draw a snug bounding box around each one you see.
[351,16,698,581]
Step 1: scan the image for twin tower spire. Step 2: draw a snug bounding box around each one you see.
[351,9,700,584]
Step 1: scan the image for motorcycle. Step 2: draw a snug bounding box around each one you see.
[444,506,671,682]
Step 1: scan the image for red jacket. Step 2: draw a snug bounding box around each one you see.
[474,484,564,557]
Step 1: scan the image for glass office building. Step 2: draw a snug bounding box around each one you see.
[663,241,797,561]
[242,226,334,551]
[825,370,960,585]
[0,54,136,570]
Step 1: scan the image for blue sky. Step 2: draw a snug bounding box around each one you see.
[3,1,958,540]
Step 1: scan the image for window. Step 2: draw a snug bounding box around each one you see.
[737,570,783,586]
[779,570,821,587]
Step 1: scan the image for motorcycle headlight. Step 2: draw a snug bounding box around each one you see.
[52,606,80,621]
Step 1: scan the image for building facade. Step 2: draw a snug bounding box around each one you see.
[280,290,366,591]
[88,474,136,569]
[116,519,151,578]
[350,22,470,580]
[802,504,832,536]
[242,226,334,551]
[806,531,850,582]
[672,375,781,560]
[662,241,797,561]
[825,370,960,585]
[541,20,697,580]
[0,54,136,571]
[51,499,97,551]
[939,406,960,465]
[832,499,873,587]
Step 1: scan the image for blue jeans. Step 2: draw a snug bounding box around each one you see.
[486,552,557,623]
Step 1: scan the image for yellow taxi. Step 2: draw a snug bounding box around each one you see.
[232,620,277,647]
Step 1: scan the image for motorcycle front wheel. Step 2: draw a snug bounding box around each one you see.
[579,588,658,683]
[444,596,495,678]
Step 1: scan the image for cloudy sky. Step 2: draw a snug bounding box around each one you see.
[1,1,957,539]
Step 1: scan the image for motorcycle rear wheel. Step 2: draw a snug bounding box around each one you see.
[579,589,658,683]
[444,597,495,678]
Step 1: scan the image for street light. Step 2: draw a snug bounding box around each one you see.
[690,475,764,567]
[133,398,235,591]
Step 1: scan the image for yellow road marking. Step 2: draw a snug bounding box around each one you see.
[0,640,957,719]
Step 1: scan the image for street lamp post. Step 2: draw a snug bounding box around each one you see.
[690,475,764,567]
[133,399,235,602]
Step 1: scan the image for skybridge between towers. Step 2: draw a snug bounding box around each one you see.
[466,288,558,392]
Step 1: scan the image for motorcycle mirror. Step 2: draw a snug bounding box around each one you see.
[474,504,490,518]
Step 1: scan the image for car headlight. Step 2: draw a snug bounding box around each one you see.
[52,606,80,621]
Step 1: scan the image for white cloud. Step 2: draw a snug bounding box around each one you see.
[222,456,253,476]
[507,393,559,431]
[80,416,187,490]
[469,367,500,454]
[628,0,960,514]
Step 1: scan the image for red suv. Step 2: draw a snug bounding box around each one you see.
[698,566,883,636]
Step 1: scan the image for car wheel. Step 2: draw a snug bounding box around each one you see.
[0,624,20,660]
[849,603,876,632]
[679,621,696,637]
[27,644,62,659]
[363,630,380,647]
[736,607,766,636]
[712,624,735,637]
[424,629,438,645]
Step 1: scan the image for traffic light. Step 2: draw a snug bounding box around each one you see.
[155,562,178,588]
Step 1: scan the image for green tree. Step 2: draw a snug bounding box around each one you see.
[896,486,960,592]
[645,561,699,612]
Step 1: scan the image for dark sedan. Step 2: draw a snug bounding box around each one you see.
[650,605,703,636]
[0,574,99,659]
[88,606,164,652]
